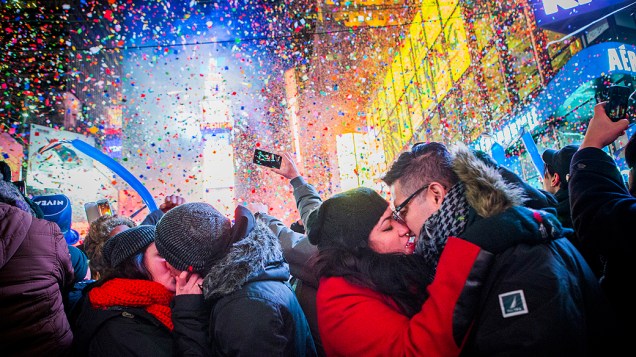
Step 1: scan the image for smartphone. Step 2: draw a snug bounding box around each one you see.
[97,199,113,216]
[605,85,632,122]
[253,149,282,169]
[85,199,113,223]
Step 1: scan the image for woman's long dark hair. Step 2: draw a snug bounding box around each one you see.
[312,246,435,317]
[93,252,152,287]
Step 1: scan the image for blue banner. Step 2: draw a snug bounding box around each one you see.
[521,130,545,177]
[477,42,636,150]
[529,0,631,32]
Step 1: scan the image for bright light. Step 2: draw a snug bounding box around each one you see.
[337,132,386,192]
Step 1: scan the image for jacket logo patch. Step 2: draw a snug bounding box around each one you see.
[499,290,529,318]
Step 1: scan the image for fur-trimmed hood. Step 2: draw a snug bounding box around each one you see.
[202,220,289,299]
[450,144,570,253]
[451,144,526,218]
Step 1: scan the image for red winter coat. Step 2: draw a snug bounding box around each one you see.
[0,202,75,356]
[317,237,491,357]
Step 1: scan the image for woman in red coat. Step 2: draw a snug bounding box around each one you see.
[267,152,493,356]
[303,186,492,357]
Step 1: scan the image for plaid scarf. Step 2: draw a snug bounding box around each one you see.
[415,183,470,271]
[89,278,175,331]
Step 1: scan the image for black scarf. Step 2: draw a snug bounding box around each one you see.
[415,183,470,271]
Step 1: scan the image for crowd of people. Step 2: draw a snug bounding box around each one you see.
[0,102,634,356]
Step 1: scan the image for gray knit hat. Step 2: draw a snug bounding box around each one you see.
[155,202,232,274]
[102,225,155,268]
[306,187,388,249]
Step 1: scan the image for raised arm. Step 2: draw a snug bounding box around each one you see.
[267,152,323,231]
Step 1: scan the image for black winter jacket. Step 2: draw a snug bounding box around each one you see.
[202,220,317,357]
[72,291,209,356]
[569,146,634,345]
[256,211,324,356]
[442,146,616,356]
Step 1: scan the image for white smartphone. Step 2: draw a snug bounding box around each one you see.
[85,199,113,223]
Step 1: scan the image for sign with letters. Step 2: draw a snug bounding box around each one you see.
[529,0,630,33]
[477,42,636,151]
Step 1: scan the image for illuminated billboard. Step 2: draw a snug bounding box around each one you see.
[529,0,631,33]
[26,124,122,230]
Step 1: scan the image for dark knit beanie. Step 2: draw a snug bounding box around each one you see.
[155,202,232,274]
[103,225,155,268]
[306,187,389,249]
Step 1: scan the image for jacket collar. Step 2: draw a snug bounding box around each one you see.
[451,144,526,218]
[202,220,288,299]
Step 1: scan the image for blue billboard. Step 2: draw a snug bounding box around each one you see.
[477,42,636,152]
[529,0,632,33]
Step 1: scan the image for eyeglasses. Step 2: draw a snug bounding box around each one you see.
[392,184,429,225]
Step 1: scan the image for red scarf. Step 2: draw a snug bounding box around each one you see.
[89,278,175,331]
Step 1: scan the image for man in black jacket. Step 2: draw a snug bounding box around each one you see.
[569,101,635,347]
[383,142,616,355]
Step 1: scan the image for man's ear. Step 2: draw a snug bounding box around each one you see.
[428,182,446,206]
[551,173,561,187]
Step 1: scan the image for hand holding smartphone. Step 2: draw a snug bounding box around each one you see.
[253,149,282,169]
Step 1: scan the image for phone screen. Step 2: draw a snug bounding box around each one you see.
[606,85,631,122]
[85,199,113,223]
[97,199,113,216]
[253,149,282,169]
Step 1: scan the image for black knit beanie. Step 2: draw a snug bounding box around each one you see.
[306,187,389,249]
[155,202,232,275]
[102,225,155,268]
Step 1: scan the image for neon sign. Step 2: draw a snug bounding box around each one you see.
[542,0,593,15]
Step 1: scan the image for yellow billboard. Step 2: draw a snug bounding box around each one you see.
[426,42,451,99]
[444,15,471,81]
[422,0,441,46]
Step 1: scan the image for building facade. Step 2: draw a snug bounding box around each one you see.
[361,0,636,183]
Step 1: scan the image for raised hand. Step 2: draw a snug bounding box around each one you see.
[271,152,301,180]
[160,195,186,213]
[581,102,630,149]
[175,270,203,296]
[247,202,269,214]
